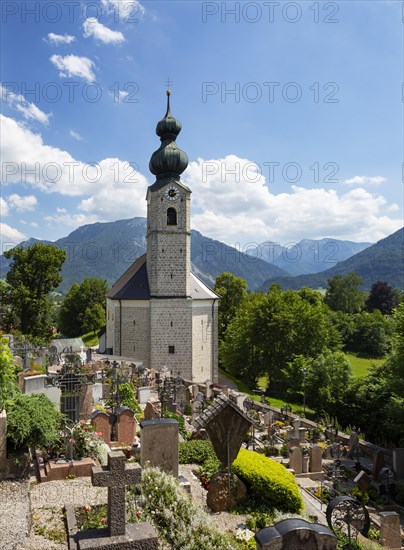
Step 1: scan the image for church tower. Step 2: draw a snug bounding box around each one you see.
[106,91,219,382]
[146,90,191,298]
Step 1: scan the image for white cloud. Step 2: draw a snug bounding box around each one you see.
[83,18,125,44]
[19,220,39,227]
[46,33,76,45]
[7,194,38,212]
[2,114,148,227]
[70,130,82,141]
[1,197,9,216]
[344,175,386,186]
[100,0,145,20]
[16,102,51,125]
[182,155,402,245]
[50,55,96,82]
[1,84,51,125]
[0,223,27,244]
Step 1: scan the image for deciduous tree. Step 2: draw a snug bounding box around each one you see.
[324,272,365,313]
[4,243,66,340]
[58,277,108,337]
[214,272,247,341]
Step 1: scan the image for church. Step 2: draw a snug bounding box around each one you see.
[105,91,219,383]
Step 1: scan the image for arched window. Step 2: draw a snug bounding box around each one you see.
[167,207,177,226]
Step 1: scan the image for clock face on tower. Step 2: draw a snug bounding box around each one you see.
[165,185,179,201]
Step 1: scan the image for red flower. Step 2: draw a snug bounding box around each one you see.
[100,517,105,524]
[136,511,141,518]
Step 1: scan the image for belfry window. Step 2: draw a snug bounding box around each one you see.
[167,207,177,226]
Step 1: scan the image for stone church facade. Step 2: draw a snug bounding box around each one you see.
[106,92,219,383]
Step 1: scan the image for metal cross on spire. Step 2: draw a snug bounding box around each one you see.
[165,77,173,92]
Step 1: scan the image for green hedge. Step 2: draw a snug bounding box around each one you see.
[232,448,303,513]
[179,440,218,464]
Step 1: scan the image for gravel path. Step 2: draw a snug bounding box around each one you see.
[0,480,31,550]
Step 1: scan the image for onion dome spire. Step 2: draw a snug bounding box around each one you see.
[149,90,189,180]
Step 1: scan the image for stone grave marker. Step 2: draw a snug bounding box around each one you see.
[137,386,151,404]
[392,448,404,481]
[379,511,402,549]
[290,446,303,474]
[140,419,179,477]
[347,431,359,459]
[72,450,159,549]
[287,438,300,451]
[298,427,306,443]
[116,407,136,447]
[371,449,386,479]
[255,518,337,549]
[91,410,111,446]
[354,470,372,493]
[309,445,322,473]
[143,398,161,420]
[205,380,213,399]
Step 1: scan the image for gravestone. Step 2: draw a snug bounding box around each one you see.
[91,410,111,446]
[79,383,94,420]
[255,519,337,549]
[193,394,255,467]
[73,450,159,549]
[143,398,161,420]
[347,432,359,459]
[302,455,309,474]
[309,445,322,473]
[116,407,136,446]
[207,472,247,512]
[290,447,303,474]
[354,470,372,493]
[379,511,402,549]
[287,438,300,451]
[264,412,271,428]
[137,386,151,404]
[372,450,385,479]
[298,427,306,443]
[140,419,179,477]
[205,380,213,399]
[392,448,404,481]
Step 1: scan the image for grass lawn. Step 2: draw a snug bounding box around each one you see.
[345,353,386,378]
[219,368,315,418]
[81,331,99,347]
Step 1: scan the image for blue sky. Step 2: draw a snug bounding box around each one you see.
[1,0,403,252]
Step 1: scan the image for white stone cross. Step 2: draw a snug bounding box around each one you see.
[92,450,141,536]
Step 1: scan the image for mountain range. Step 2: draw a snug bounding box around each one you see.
[246,238,372,275]
[0,217,288,293]
[258,227,404,292]
[1,218,402,293]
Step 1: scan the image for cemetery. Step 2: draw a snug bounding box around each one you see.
[0,342,403,550]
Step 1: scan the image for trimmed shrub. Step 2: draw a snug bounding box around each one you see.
[139,467,233,549]
[179,440,217,464]
[232,448,303,513]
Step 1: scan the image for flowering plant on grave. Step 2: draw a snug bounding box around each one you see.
[70,421,104,460]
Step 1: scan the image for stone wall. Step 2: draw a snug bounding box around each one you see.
[150,298,193,379]
[115,301,151,363]
[147,185,191,298]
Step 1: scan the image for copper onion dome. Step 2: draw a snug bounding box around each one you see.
[149,90,189,180]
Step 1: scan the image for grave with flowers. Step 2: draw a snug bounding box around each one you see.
[37,419,107,482]
[66,450,159,550]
